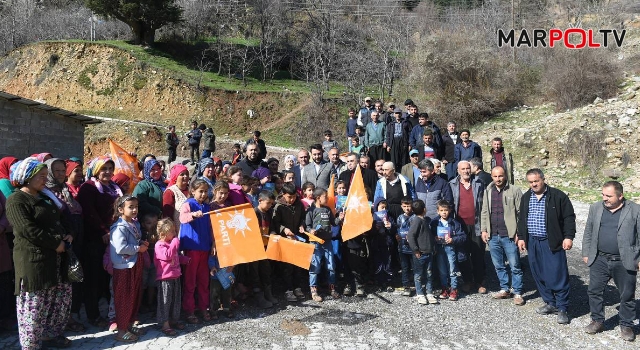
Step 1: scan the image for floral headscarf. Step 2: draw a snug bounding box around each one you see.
[10,157,46,187]
[86,156,113,182]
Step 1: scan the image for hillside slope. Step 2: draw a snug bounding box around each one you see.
[0,41,310,157]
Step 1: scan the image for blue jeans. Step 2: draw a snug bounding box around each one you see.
[412,253,433,296]
[398,250,413,287]
[436,245,459,289]
[309,242,336,287]
[488,235,523,294]
[201,150,212,159]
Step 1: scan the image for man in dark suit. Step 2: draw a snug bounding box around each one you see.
[442,121,460,180]
[301,144,335,190]
[292,149,310,189]
[339,152,378,201]
[582,181,640,342]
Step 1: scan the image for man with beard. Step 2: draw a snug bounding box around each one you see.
[409,113,443,156]
[339,153,378,201]
[489,137,514,185]
[385,108,412,172]
[301,144,335,190]
[238,142,267,177]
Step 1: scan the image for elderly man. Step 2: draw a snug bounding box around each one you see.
[470,157,491,187]
[517,168,575,325]
[301,143,335,190]
[442,121,460,180]
[364,111,387,165]
[374,162,416,220]
[414,159,453,219]
[374,159,385,179]
[450,160,486,294]
[328,147,346,177]
[401,149,421,187]
[582,181,639,341]
[238,141,267,176]
[359,155,370,169]
[292,149,310,188]
[481,166,524,305]
[339,153,378,200]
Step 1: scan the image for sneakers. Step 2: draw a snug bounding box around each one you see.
[439,288,450,299]
[493,290,512,299]
[343,284,353,296]
[355,286,365,297]
[417,295,428,305]
[585,320,604,335]
[449,289,459,301]
[310,287,323,302]
[402,287,412,297]
[285,290,298,302]
[293,287,306,300]
[620,325,636,342]
[426,294,439,304]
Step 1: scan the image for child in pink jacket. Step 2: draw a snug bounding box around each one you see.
[154,218,190,335]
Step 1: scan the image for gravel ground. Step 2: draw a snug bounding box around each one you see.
[1,201,639,350]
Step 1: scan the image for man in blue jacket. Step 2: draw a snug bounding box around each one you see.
[517,168,575,325]
[414,159,453,220]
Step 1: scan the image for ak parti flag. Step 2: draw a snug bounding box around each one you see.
[327,174,336,215]
[108,139,141,194]
[265,235,314,270]
[209,203,268,268]
[341,166,373,241]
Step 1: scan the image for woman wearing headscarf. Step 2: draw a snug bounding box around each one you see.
[6,157,74,349]
[30,153,53,163]
[0,191,14,332]
[193,157,215,202]
[0,156,19,199]
[43,158,86,333]
[76,156,123,328]
[212,157,224,179]
[132,159,165,221]
[64,159,84,199]
[282,154,296,172]
[162,164,190,229]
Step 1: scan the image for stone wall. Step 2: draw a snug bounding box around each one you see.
[0,98,86,159]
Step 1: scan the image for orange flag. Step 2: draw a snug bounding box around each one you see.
[108,139,141,194]
[326,174,336,215]
[341,166,373,241]
[209,203,268,268]
[265,235,314,270]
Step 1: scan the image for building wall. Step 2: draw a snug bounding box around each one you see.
[0,98,86,159]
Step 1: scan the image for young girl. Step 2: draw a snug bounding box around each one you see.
[155,218,190,336]
[110,195,149,343]
[227,166,249,205]
[179,179,214,324]
[300,182,316,210]
[211,181,231,210]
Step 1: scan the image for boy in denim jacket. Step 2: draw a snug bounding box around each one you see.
[430,199,466,301]
[395,196,415,297]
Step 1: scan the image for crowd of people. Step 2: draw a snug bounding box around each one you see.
[0,98,638,349]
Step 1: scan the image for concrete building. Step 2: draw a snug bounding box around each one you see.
[0,91,100,159]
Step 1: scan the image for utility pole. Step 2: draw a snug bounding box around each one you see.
[512,0,516,62]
